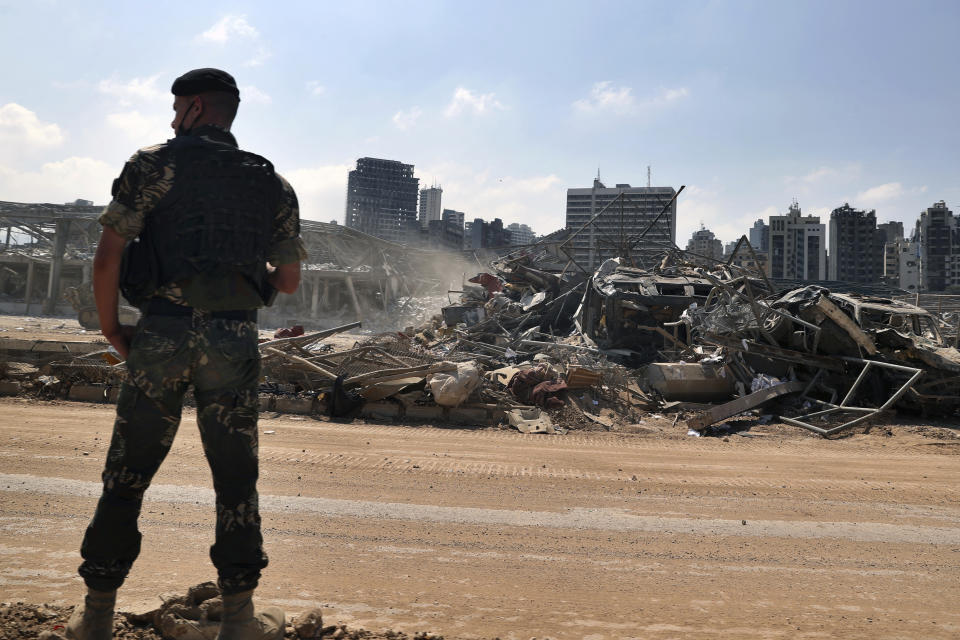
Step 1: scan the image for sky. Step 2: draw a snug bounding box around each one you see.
[1,0,958,247]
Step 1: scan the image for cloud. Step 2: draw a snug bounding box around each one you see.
[784,163,861,191]
[306,81,325,96]
[675,185,723,246]
[444,87,504,117]
[392,106,422,131]
[661,87,690,102]
[0,156,115,204]
[573,82,689,115]
[196,14,271,67]
[414,162,563,234]
[0,104,64,150]
[856,182,905,206]
[798,167,835,184]
[105,110,171,144]
[284,163,353,222]
[98,74,165,106]
[573,82,634,114]
[244,45,272,67]
[709,205,780,249]
[241,85,272,104]
[197,14,259,44]
[672,186,784,250]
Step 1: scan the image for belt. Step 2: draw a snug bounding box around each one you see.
[144,298,257,322]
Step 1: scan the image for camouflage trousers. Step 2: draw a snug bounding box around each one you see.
[78,312,267,595]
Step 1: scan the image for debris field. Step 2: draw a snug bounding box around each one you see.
[6,234,960,441]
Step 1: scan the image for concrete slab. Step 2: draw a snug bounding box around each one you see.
[447,407,490,425]
[68,384,107,402]
[0,381,21,395]
[361,402,400,420]
[405,404,445,421]
[646,362,736,402]
[275,397,315,415]
[259,395,274,412]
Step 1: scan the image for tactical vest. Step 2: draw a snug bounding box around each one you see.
[141,135,280,306]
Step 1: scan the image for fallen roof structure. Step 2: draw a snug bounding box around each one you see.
[0,200,102,316]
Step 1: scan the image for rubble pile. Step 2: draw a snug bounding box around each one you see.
[3,236,960,439]
[677,279,960,435]
[0,583,440,639]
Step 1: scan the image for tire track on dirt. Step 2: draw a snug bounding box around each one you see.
[2,472,958,545]
[254,448,957,496]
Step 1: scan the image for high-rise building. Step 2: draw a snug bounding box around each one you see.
[914,200,958,291]
[464,219,477,250]
[565,177,677,270]
[345,157,419,243]
[884,241,902,287]
[828,203,885,282]
[728,240,769,274]
[423,208,465,250]
[419,186,443,229]
[879,222,906,287]
[506,222,535,245]
[487,218,508,247]
[878,221,904,243]
[442,208,465,231]
[426,219,464,251]
[768,200,826,280]
[686,226,723,264]
[749,219,769,252]
[464,217,509,250]
[895,240,921,292]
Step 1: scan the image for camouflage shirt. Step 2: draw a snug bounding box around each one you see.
[99,124,307,311]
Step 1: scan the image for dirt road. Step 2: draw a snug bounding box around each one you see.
[0,398,957,639]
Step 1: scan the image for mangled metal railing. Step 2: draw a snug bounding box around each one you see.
[780,357,924,436]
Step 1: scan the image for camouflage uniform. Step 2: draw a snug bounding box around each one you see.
[79,125,306,595]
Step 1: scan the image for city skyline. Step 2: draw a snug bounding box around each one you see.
[1,1,957,245]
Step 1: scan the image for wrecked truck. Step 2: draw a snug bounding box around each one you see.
[575,262,715,363]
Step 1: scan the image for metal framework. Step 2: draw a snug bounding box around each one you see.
[780,357,924,436]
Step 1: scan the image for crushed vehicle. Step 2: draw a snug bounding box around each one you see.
[575,260,717,363]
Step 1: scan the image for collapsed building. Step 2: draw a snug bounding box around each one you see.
[3,196,960,439]
[0,200,102,317]
[0,201,475,331]
[271,220,474,331]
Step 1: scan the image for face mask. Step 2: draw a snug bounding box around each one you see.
[175,101,198,137]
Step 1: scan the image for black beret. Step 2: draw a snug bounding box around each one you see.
[171,68,240,100]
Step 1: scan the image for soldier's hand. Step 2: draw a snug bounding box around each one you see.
[104,324,137,360]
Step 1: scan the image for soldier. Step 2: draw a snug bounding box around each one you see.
[67,68,305,640]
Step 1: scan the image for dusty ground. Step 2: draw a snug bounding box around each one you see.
[0,397,958,640]
[0,314,106,343]
[0,313,365,350]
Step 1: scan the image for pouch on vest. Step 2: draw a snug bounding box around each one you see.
[259,279,278,307]
[119,235,161,308]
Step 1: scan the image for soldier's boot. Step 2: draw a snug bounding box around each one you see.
[65,587,116,640]
[216,589,285,640]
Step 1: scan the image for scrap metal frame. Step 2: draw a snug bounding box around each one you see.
[780,357,924,437]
